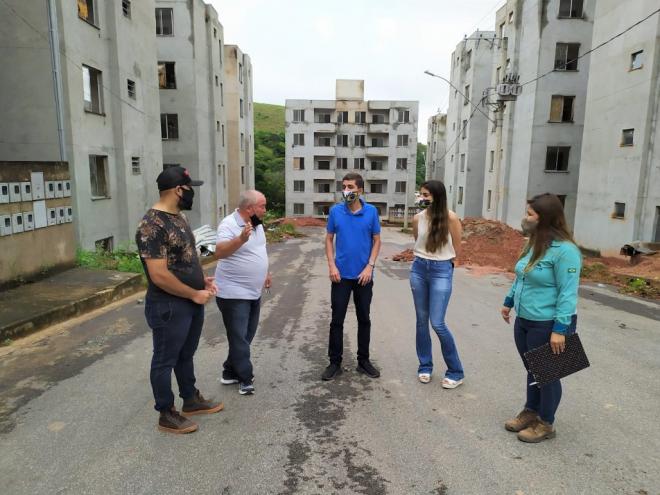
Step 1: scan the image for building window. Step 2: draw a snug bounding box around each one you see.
[451,154,454,163]
[293,133,304,146]
[354,135,365,147]
[240,99,244,118]
[545,146,570,171]
[433,141,437,153]
[621,129,634,146]
[460,154,466,172]
[83,65,103,114]
[219,41,223,65]
[508,11,514,23]
[397,135,409,147]
[317,135,332,146]
[558,0,583,18]
[293,203,304,215]
[496,66,501,83]
[239,63,243,83]
[395,181,406,193]
[355,111,366,124]
[464,50,472,70]
[337,158,348,169]
[213,27,217,38]
[293,157,304,170]
[316,182,331,193]
[396,158,407,170]
[337,111,348,124]
[354,158,365,170]
[372,113,387,124]
[160,114,179,140]
[131,156,140,175]
[462,120,467,139]
[221,125,225,146]
[240,133,244,151]
[220,83,224,106]
[317,160,330,170]
[398,110,410,123]
[554,43,580,71]
[89,155,109,198]
[370,183,384,194]
[216,121,220,132]
[122,0,131,18]
[293,180,305,192]
[613,202,625,219]
[464,85,470,105]
[458,186,464,205]
[631,50,644,71]
[127,79,136,99]
[155,8,173,36]
[241,166,245,185]
[337,135,348,147]
[487,190,492,210]
[549,95,574,122]
[78,0,97,26]
[158,62,176,89]
[371,160,384,171]
[489,150,495,171]
[293,109,305,122]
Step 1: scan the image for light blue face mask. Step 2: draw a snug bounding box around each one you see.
[418,199,432,210]
[342,190,358,204]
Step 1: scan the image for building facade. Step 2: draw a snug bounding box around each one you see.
[444,31,495,217]
[285,80,418,218]
[425,113,447,181]
[573,0,660,253]
[223,44,255,210]
[482,0,594,228]
[1,0,164,250]
[155,0,229,228]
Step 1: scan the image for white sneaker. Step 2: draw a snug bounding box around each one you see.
[418,373,431,384]
[441,378,464,389]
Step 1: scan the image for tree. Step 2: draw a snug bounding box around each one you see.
[254,130,285,215]
[416,143,427,189]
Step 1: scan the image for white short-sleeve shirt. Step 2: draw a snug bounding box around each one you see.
[214,211,268,300]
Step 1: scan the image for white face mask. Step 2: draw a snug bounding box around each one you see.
[342,190,358,203]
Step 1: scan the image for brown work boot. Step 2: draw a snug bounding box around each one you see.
[158,407,198,434]
[504,409,539,432]
[181,390,224,416]
[517,419,556,443]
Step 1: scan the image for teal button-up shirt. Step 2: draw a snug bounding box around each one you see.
[503,240,582,334]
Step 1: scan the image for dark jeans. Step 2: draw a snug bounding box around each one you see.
[216,297,261,384]
[145,297,204,412]
[514,315,577,424]
[329,279,373,364]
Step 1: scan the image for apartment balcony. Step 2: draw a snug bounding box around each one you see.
[313,146,335,156]
[312,192,336,203]
[366,146,389,157]
[368,123,390,133]
[364,192,389,203]
[312,168,336,180]
[311,122,337,133]
[364,170,390,181]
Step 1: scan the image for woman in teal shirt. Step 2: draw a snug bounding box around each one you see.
[501,193,582,443]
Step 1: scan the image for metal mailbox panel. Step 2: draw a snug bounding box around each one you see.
[65,206,73,223]
[11,212,24,233]
[0,183,9,203]
[9,183,22,203]
[0,215,11,236]
[45,181,56,199]
[63,180,72,197]
[57,206,66,224]
[55,181,64,198]
[33,200,48,229]
[22,211,34,231]
[31,172,45,200]
[47,208,57,226]
[21,182,32,202]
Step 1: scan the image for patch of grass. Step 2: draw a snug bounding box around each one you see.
[264,221,304,243]
[1,338,13,347]
[76,247,144,274]
[254,102,285,134]
[581,262,607,278]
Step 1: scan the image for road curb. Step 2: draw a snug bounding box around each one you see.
[0,274,145,342]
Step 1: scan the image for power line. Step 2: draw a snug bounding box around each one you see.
[436,98,483,166]
[522,7,660,87]
[425,71,496,125]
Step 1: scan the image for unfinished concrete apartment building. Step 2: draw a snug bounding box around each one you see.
[425,113,447,181]
[481,0,594,228]
[285,80,418,218]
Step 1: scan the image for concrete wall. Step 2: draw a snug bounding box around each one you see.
[156,0,228,228]
[285,84,418,218]
[444,31,495,217]
[426,113,447,181]
[574,0,660,253]
[0,162,76,284]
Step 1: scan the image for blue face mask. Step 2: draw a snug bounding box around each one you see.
[418,199,432,210]
[342,190,358,204]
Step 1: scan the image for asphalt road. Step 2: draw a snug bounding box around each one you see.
[1,227,659,495]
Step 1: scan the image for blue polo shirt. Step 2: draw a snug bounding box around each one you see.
[327,199,381,279]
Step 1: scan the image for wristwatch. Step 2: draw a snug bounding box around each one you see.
[368,262,376,268]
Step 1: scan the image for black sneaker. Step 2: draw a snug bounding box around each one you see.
[239,382,255,395]
[321,363,342,381]
[357,360,380,378]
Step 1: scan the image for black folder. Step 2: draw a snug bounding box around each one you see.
[524,333,590,387]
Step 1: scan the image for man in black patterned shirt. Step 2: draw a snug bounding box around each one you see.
[136,166,223,434]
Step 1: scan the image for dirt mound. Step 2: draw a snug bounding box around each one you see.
[459,217,526,270]
[392,249,414,262]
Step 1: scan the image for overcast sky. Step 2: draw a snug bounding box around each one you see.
[209,0,503,143]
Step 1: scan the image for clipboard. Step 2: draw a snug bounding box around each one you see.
[523,333,590,387]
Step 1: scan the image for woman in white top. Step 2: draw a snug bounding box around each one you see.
[410,180,464,387]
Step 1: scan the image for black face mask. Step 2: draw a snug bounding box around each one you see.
[178,187,194,211]
[250,214,263,227]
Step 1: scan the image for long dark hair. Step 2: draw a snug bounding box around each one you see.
[522,193,575,271]
[421,180,449,253]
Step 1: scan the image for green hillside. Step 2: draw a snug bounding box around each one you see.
[254,102,285,133]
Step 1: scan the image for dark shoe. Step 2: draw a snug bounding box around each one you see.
[239,382,255,395]
[505,408,539,432]
[357,360,380,378]
[220,370,239,385]
[158,407,198,434]
[517,419,556,443]
[182,390,224,416]
[321,363,342,381]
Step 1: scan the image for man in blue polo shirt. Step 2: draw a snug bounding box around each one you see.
[322,172,382,381]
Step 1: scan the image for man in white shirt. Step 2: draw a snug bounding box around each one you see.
[214,190,271,395]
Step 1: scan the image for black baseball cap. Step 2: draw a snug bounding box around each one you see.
[157,166,203,191]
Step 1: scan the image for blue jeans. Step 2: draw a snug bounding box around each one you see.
[216,297,261,384]
[409,257,464,379]
[145,297,204,411]
[513,315,577,424]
